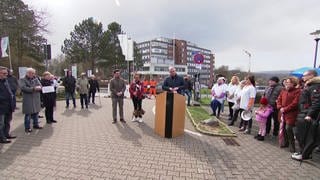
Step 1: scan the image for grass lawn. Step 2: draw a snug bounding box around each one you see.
[187,106,211,124]
[199,97,211,105]
[187,105,236,137]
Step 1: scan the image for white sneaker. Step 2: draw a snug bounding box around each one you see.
[138,117,143,123]
[131,117,137,122]
[291,153,302,160]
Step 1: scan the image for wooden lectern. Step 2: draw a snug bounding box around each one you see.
[154,91,186,138]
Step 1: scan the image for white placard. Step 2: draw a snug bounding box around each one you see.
[42,86,55,93]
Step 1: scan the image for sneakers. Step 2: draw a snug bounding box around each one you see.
[137,117,143,123]
[33,126,43,129]
[291,152,302,161]
[257,136,264,141]
[131,117,137,122]
[120,119,126,123]
[132,117,143,123]
[25,128,32,133]
[244,129,251,134]
[0,139,11,144]
[239,127,245,132]
[254,134,261,139]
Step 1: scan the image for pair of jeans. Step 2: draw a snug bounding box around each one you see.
[65,91,76,107]
[210,99,221,117]
[24,113,39,129]
[112,97,124,120]
[88,91,96,103]
[80,94,88,108]
[184,89,192,105]
[0,113,12,140]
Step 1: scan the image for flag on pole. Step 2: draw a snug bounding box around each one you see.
[0,36,9,58]
[117,34,128,59]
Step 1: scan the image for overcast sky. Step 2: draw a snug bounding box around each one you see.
[23,0,320,72]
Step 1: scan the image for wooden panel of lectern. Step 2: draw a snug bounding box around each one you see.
[154,91,186,138]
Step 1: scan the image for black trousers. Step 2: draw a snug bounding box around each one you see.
[0,113,13,139]
[266,108,279,136]
[228,101,235,119]
[301,120,320,159]
[230,108,243,127]
[238,108,252,129]
[80,94,88,108]
[88,90,96,103]
[45,104,54,122]
[132,97,142,117]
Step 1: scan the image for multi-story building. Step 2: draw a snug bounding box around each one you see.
[137,37,215,85]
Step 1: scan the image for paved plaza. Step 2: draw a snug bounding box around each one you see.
[0,97,319,179]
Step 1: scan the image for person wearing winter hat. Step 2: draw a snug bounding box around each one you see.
[254,97,273,141]
[264,76,283,136]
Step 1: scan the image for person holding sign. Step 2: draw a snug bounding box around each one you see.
[41,72,57,124]
[162,67,185,95]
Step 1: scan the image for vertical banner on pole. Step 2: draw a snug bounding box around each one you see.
[19,67,28,79]
[72,65,77,78]
[87,70,92,77]
[0,36,9,58]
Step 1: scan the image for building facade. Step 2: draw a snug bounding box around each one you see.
[137,37,215,85]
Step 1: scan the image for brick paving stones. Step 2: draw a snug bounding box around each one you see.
[0,98,319,179]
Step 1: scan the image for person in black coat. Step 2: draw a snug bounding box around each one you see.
[0,66,16,143]
[62,70,76,108]
[184,75,193,106]
[41,72,57,124]
[7,69,18,109]
[292,70,320,161]
[88,75,100,104]
[162,67,185,95]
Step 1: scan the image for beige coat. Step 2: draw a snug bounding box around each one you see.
[77,77,89,94]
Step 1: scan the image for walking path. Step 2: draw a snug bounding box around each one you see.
[0,97,319,179]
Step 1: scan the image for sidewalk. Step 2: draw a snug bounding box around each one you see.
[203,105,320,166]
[0,98,319,179]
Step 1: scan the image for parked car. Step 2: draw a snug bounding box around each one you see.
[256,86,267,95]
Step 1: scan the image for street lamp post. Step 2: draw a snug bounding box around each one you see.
[243,50,252,73]
[310,30,320,68]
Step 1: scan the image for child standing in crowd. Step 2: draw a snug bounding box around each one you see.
[254,97,273,141]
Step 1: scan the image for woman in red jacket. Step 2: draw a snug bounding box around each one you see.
[129,73,145,123]
[276,77,301,152]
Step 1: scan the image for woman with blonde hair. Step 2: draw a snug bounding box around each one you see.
[226,75,240,120]
[41,71,57,124]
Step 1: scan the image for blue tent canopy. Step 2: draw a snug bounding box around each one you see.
[290,67,320,78]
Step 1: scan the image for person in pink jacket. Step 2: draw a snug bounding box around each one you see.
[254,97,273,141]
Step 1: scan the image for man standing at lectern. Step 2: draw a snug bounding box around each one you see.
[162,67,185,95]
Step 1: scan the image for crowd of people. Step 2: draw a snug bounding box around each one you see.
[210,70,320,161]
[0,65,319,163]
